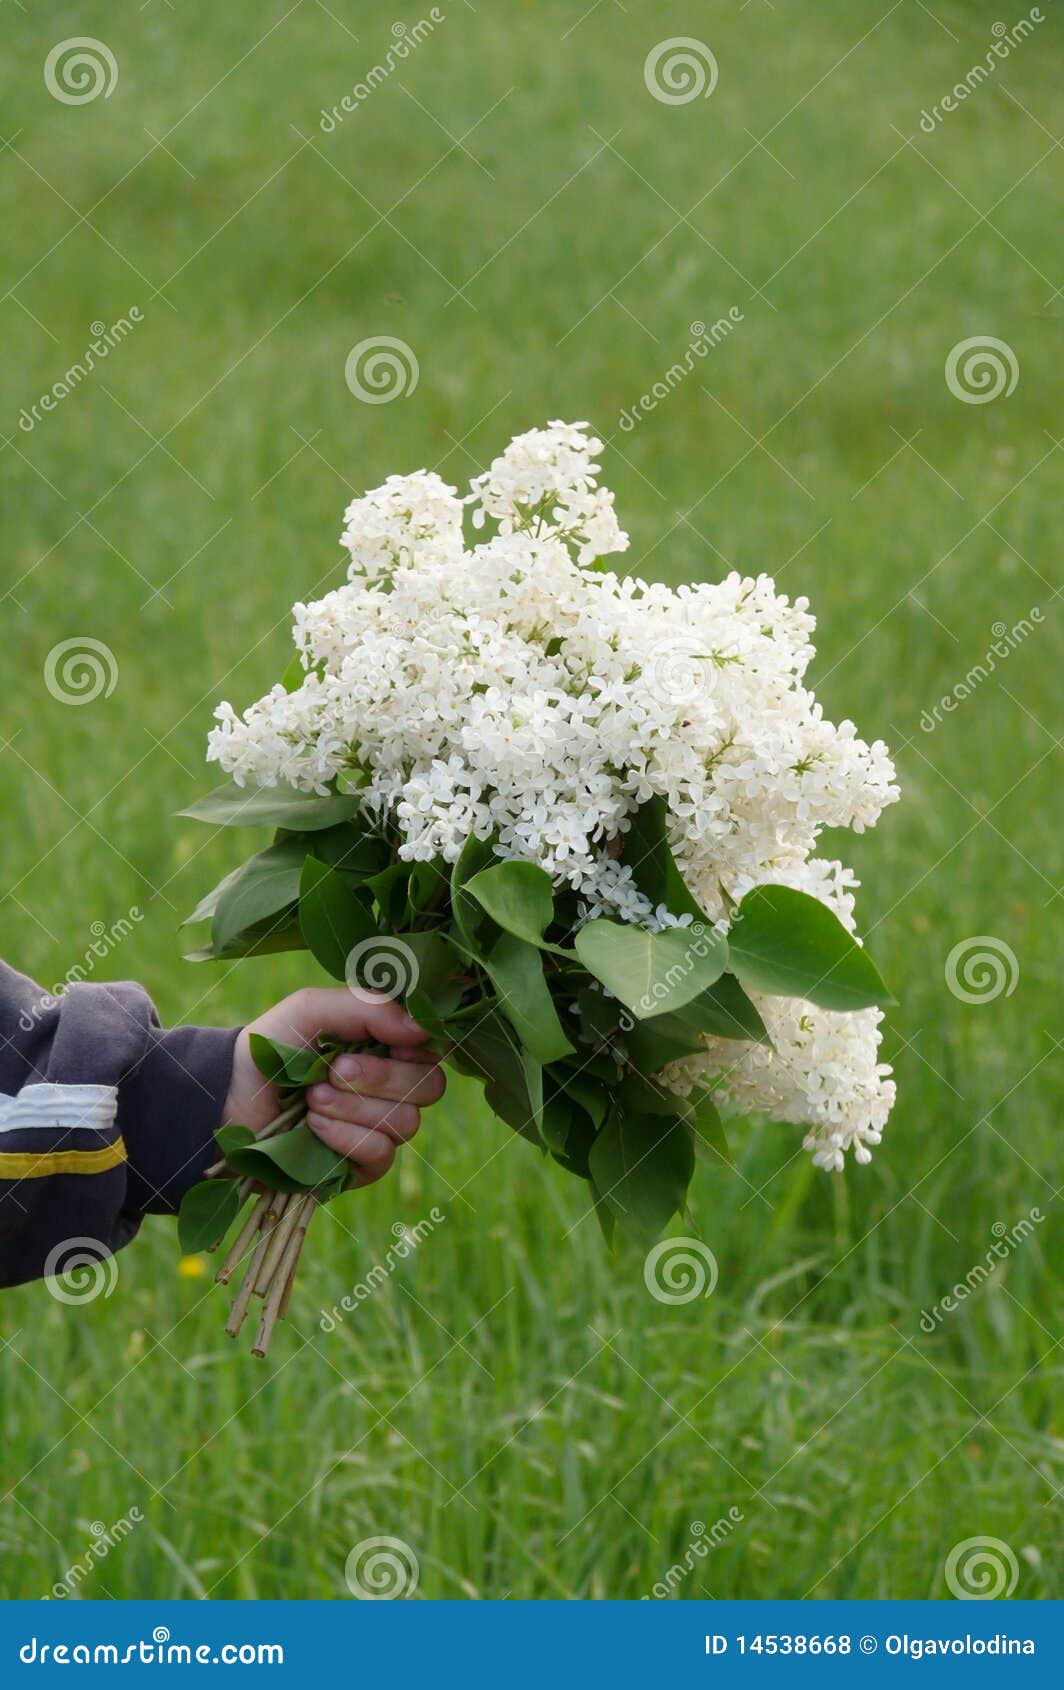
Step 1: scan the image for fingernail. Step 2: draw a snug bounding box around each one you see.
[334,1055,363,1081]
[400,1010,422,1032]
[308,1083,336,1107]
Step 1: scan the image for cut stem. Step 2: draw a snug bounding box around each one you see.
[252,1195,316,1358]
[216,1191,271,1284]
[276,1245,300,1321]
[257,1097,306,1138]
[225,1224,272,1338]
[253,1193,303,1297]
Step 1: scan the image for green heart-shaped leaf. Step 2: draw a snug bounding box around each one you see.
[728,884,894,1012]
[575,919,728,1019]
[451,834,499,950]
[482,932,574,1064]
[248,1034,330,1087]
[299,856,377,980]
[179,780,361,832]
[214,1122,257,1160]
[210,840,310,952]
[177,1179,242,1254]
[588,1110,695,1246]
[620,795,707,924]
[225,1122,348,1194]
[466,860,556,947]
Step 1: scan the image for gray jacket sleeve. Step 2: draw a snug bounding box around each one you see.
[0,958,240,1288]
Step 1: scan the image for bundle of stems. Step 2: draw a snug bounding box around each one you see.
[205,1101,318,1358]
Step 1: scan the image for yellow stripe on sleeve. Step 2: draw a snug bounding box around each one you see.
[0,1141,127,1179]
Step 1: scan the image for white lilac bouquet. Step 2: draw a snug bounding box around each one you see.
[177,422,899,1354]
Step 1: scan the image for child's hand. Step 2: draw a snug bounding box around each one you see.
[223,988,446,1188]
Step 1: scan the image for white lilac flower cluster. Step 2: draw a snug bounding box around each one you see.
[208,422,899,1168]
[665,996,895,1171]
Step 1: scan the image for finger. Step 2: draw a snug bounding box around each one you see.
[387,1044,439,1065]
[306,1113,399,1179]
[306,1086,421,1143]
[328,1051,446,1107]
[288,987,429,1050]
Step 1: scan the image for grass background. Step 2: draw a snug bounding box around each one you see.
[1,0,1061,1599]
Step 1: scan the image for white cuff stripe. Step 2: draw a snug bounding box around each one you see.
[0,1083,119,1136]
